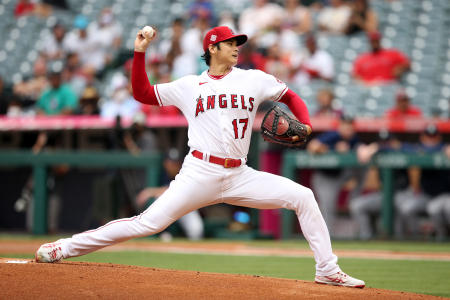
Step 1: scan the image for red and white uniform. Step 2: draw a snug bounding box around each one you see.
[156,67,286,159]
[57,39,341,277]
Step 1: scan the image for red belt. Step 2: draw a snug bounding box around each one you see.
[191,150,244,168]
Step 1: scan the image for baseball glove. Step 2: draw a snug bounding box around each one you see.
[261,106,309,147]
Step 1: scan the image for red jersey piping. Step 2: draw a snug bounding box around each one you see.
[207,68,233,80]
[274,87,288,102]
[154,85,163,106]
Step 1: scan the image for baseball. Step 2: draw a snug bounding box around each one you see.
[142,25,155,38]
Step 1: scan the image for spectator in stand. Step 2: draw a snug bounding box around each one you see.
[146,56,171,84]
[62,52,89,97]
[75,86,100,115]
[385,89,422,119]
[395,125,450,239]
[14,0,53,18]
[217,11,237,33]
[177,16,210,77]
[314,88,343,118]
[36,67,78,115]
[100,76,140,119]
[160,18,185,76]
[236,41,266,71]
[282,0,312,35]
[42,0,68,10]
[40,23,67,61]
[307,116,366,237]
[14,0,35,17]
[239,0,284,38]
[264,44,291,82]
[63,15,94,68]
[317,0,351,34]
[290,34,334,87]
[13,55,49,108]
[345,0,378,35]
[188,0,215,25]
[106,58,132,100]
[256,16,301,57]
[87,7,123,67]
[63,15,108,73]
[353,31,410,85]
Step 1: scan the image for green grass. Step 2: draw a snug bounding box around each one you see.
[2,233,449,252]
[247,239,450,253]
[3,250,450,297]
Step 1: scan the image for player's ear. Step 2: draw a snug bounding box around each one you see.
[208,43,218,55]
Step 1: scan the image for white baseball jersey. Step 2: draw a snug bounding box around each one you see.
[154,67,288,159]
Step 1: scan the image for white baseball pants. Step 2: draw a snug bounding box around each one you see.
[61,153,340,276]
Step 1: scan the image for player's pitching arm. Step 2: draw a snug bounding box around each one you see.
[131,27,160,106]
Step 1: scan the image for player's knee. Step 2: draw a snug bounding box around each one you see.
[295,187,317,212]
[138,211,175,236]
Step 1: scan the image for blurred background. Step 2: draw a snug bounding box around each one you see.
[0,0,449,242]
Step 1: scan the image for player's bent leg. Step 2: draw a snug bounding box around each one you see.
[222,167,364,288]
[36,204,177,262]
[36,156,220,262]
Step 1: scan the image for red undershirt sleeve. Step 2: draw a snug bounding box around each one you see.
[279,89,312,128]
[131,51,159,106]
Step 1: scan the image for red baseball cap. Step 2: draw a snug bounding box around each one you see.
[203,26,247,52]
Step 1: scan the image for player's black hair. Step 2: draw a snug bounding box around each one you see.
[201,50,211,66]
[201,43,221,66]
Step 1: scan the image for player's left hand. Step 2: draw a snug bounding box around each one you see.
[261,106,310,147]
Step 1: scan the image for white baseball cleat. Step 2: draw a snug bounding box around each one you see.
[315,271,365,288]
[35,241,64,263]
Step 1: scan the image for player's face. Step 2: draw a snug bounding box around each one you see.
[216,39,239,66]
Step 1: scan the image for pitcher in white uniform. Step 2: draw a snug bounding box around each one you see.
[35,26,365,288]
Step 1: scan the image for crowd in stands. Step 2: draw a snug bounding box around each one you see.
[1,0,419,120]
[1,0,449,240]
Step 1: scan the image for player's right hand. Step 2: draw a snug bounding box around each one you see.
[134,29,156,53]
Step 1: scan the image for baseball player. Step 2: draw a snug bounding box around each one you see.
[35,26,365,288]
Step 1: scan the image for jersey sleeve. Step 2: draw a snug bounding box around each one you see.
[154,75,195,108]
[255,70,288,102]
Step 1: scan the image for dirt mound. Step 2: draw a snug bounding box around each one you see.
[0,259,440,300]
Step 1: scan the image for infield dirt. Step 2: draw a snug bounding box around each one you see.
[0,258,443,300]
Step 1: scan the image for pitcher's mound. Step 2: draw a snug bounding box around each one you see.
[0,259,439,299]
